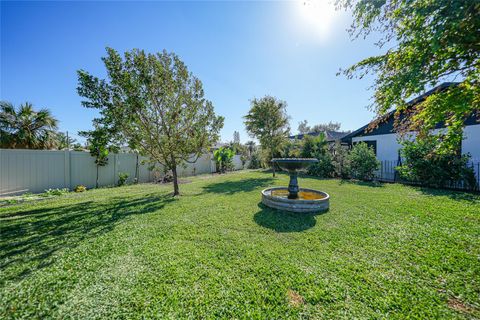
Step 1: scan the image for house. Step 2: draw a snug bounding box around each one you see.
[289,130,349,145]
[341,83,480,162]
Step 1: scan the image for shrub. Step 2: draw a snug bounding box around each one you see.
[281,139,302,158]
[397,138,477,189]
[118,172,129,186]
[331,141,350,178]
[214,147,235,173]
[247,150,262,169]
[74,185,87,192]
[347,142,379,180]
[159,171,174,183]
[300,134,334,178]
[307,152,335,177]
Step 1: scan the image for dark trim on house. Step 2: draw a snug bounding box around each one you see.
[341,82,479,144]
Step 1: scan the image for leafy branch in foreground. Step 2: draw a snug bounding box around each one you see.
[337,0,480,152]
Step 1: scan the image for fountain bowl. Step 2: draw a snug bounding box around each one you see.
[262,187,329,213]
[272,158,318,172]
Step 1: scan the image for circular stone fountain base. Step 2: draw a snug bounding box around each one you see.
[261,187,329,213]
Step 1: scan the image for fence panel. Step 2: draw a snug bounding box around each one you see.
[0,149,66,195]
[232,155,244,170]
[70,151,100,189]
[0,149,221,196]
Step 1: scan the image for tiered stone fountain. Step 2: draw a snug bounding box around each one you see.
[261,158,329,213]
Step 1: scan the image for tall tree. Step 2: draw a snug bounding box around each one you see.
[233,131,240,144]
[245,140,256,156]
[244,96,290,177]
[297,120,342,134]
[55,132,77,150]
[337,0,480,152]
[77,48,224,195]
[297,120,310,134]
[0,101,58,149]
[80,127,115,188]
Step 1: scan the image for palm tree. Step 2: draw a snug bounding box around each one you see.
[245,140,256,157]
[0,101,59,149]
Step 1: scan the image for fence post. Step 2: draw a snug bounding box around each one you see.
[113,153,118,186]
[477,162,480,191]
[64,150,71,190]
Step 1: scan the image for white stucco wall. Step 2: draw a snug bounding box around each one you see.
[353,124,479,162]
[352,134,402,162]
[463,124,480,161]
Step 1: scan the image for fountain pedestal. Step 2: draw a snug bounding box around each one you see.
[261,158,330,213]
[288,172,299,199]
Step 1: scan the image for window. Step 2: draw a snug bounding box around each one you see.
[353,140,377,156]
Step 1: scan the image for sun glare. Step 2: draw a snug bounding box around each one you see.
[295,0,338,40]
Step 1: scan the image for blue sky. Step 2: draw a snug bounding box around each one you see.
[1,1,384,143]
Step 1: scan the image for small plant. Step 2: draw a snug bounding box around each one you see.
[21,192,34,199]
[1,199,20,205]
[160,171,174,183]
[41,188,70,197]
[118,172,129,186]
[74,185,87,192]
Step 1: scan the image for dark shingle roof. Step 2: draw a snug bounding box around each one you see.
[340,82,466,143]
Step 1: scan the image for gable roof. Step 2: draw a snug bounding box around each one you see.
[340,82,478,143]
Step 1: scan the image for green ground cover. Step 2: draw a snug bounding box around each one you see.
[1,170,479,319]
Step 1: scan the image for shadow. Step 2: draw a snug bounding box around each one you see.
[0,193,176,282]
[414,186,480,202]
[338,179,385,188]
[253,203,322,233]
[202,177,274,195]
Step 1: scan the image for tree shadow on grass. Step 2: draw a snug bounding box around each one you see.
[253,203,323,233]
[202,177,274,195]
[338,179,385,188]
[413,186,480,202]
[0,193,176,282]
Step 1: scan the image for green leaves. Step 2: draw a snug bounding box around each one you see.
[244,96,290,163]
[397,137,477,189]
[0,101,58,149]
[338,0,480,151]
[213,147,235,173]
[347,142,379,181]
[77,48,224,195]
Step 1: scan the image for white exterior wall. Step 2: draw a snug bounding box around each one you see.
[353,124,480,162]
[352,133,402,162]
[463,124,480,161]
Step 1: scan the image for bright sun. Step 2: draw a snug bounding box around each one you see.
[295,0,338,39]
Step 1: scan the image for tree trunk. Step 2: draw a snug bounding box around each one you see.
[171,158,180,196]
[271,149,276,177]
[135,153,139,183]
[96,164,99,188]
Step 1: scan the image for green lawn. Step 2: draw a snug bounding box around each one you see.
[1,170,479,319]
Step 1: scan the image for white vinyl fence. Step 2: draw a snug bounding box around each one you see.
[0,149,246,196]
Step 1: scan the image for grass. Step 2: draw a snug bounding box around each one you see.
[1,170,479,319]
